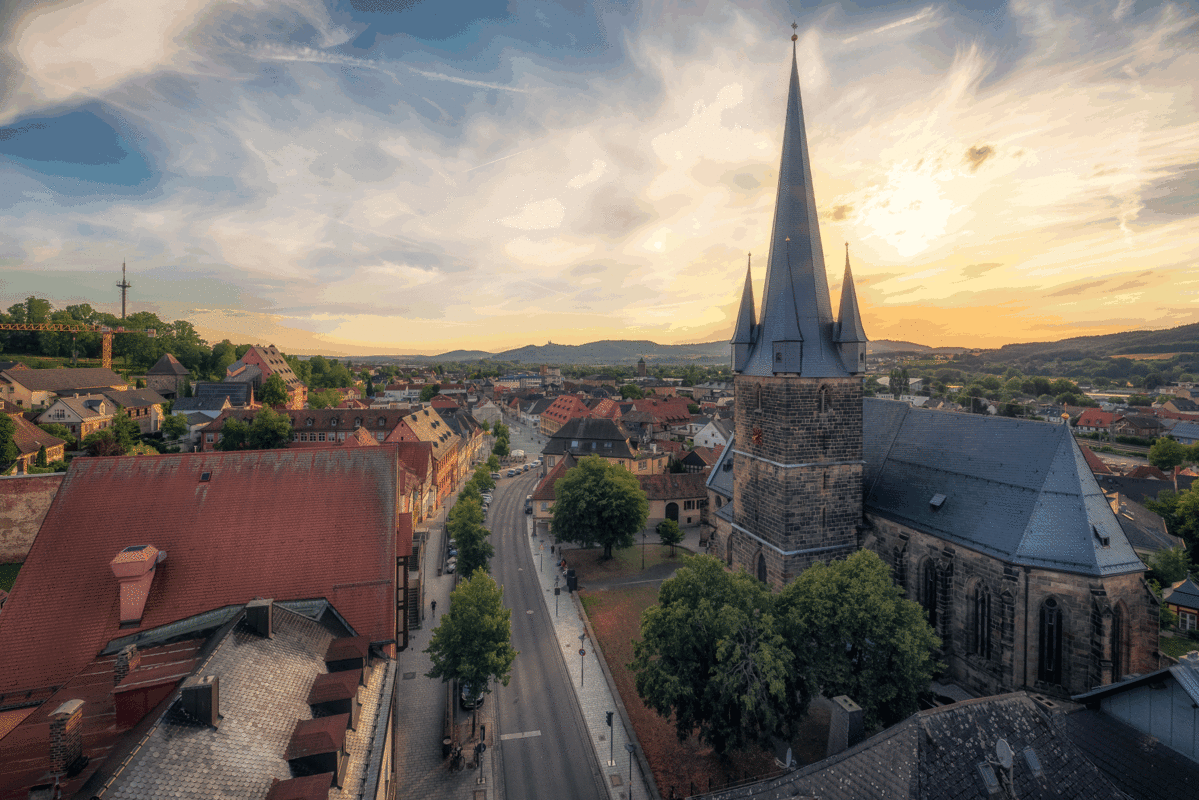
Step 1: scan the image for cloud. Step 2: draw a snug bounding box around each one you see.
[964,144,994,172]
[830,204,853,221]
[959,262,1002,279]
[1046,280,1108,297]
[498,198,565,230]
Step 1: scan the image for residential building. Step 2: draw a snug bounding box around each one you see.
[539,394,591,436]
[693,418,732,450]
[226,344,307,409]
[639,472,708,528]
[0,367,128,408]
[36,394,116,444]
[1164,578,1199,632]
[144,352,190,399]
[99,387,169,434]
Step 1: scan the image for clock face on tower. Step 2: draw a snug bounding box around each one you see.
[752,427,763,446]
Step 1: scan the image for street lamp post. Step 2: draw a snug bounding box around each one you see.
[579,631,586,687]
[641,531,646,570]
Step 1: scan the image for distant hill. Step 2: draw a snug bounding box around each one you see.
[358,337,961,366]
[976,323,1199,366]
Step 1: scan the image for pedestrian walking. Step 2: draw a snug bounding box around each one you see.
[431,599,437,618]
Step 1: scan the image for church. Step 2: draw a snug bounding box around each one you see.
[707,35,1159,700]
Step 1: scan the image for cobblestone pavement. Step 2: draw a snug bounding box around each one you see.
[526,518,657,800]
[395,497,504,800]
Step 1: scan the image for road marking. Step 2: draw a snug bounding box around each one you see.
[499,730,542,741]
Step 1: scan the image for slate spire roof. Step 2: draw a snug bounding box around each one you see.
[836,243,868,345]
[731,253,756,345]
[146,352,189,376]
[737,37,850,378]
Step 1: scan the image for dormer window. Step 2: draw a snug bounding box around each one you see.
[306,418,314,427]
[330,418,337,427]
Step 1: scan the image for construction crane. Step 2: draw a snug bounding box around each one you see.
[0,323,156,369]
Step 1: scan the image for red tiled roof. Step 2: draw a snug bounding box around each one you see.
[0,448,398,696]
[396,441,433,484]
[265,773,334,800]
[1079,446,1113,475]
[687,446,724,466]
[430,394,459,408]
[589,398,621,420]
[1076,409,1119,428]
[532,460,569,502]
[307,670,360,704]
[541,395,591,425]
[638,472,708,500]
[1127,465,1169,480]
[343,426,380,447]
[652,439,685,455]
[631,397,692,425]
[285,713,350,760]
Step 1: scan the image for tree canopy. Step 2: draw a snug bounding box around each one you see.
[631,551,941,754]
[1149,437,1193,471]
[161,414,190,440]
[632,556,808,754]
[656,518,683,556]
[0,414,19,465]
[420,383,441,402]
[551,455,648,559]
[260,373,289,407]
[424,568,517,700]
[215,409,292,451]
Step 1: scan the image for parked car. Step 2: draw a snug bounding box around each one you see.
[522,464,530,472]
[507,469,516,477]
[490,472,501,480]
[445,557,457,574]
[460,681,485,710]
[531,459,541,467]
[525,495,533,514]
[446,546,458,558]
[481,494,492,504]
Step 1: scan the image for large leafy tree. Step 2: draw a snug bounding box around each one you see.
[420,383,441,402]
[632,556,807,755]
[448,491,493,575]
[260,373,289,407]
[0,414,19,465]
[249,408,292,449]
[307,388,342,409]
[214,417,250,451]
[777,550,941,728]
[552,455,648,559]
[161,414,190,440]
[425,568,517,725]
[1149,437,1190,471]
[656,518,683,556]
[110,410,140,451]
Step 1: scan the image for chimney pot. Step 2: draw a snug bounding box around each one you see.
[113,644,140,685]
[180,675,220,727]
[245,597,274,638]
[826,695,864,757]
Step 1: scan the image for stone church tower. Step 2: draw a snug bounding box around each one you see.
[729,36,869,588]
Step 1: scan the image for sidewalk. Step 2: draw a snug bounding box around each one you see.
[395,494,504,800]
[526,517,658,800]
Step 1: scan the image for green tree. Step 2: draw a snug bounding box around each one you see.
[1149,437,1189,471]
[667,456,685,474]
[632,556,806,754]
[248,408,292,449]
[308,388,342,409]
[35,445,47,467]
[1147,546,1192,586]
[551,455,648,559]
[620,384,644,400]
[110,411,140,452]
[479,419,490,432]
[38,422,73,443]
[486,454,501,472]
[82,429,124,457]
[656,518,683,556]
[260,373,288,407]
[214,416,250,451]
[161,414,190,440]
[777,550,941,728]
[492,436,510,458]
[424,568,517,727]
[687,403,701,415]
[0,414,20,465]
[471,465,496,494]
[420,384,441,403]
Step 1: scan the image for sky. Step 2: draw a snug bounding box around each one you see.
[0,0,1196,357]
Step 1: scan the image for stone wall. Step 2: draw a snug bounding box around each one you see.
[0,473,64,563]
[865,514,1159,699]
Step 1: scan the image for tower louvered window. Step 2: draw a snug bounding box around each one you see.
[974,584,992,660]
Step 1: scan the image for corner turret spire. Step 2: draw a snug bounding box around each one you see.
[736,27,846,377]
[731,253,756,370]
[836,242,868,374]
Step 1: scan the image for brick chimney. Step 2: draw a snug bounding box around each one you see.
[109,545,165,626]
[113,644,140,685]
[826,695,864,757]
[49,699,84,776]
[245,597,273,638]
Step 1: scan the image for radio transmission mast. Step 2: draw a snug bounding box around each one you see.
[116,261,132,319]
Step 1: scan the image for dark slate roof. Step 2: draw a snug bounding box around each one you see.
[700,693,1124,800]
[542,418,637,459]
[835,245,868,345]
[863,399,1144,577]
[1093,473,1197,504]
[1,367,127,392]
[1055,708,1199,800]
[146,353,189,376]
[100,605,393,800]
[194,381,254,406]
[705,433,735,499]
[1165,577,1199,609]
[1106,493,1181,554]
[172,396,230,413]
[736,44,850,379]
[101,388,169,408]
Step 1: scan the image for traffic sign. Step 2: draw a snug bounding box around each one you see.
[579,648,586,656]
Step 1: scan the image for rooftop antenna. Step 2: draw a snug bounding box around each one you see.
[116,261,132,320]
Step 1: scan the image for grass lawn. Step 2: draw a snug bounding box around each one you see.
[0,562,21,593]
[580,584,829,798]
[1161,633,1199,660]
[563,542,687,582]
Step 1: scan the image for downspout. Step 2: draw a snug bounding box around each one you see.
[1023,566,1031,689]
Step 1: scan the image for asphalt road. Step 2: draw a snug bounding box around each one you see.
[488,466,609,800]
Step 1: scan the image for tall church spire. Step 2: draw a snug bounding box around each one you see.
[731,253,756,370]
[736,25,846,377]
[836,243,868,374]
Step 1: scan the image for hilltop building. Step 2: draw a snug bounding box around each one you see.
[711,38,1157,700]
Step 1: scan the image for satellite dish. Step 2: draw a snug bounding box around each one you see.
[995,738,1014,770]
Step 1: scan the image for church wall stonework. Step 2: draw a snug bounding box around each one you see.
[865,515,1159,699]
[731,375,863,587]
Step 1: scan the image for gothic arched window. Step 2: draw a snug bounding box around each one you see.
[1039,597,1063,685]
[920,560,938,630]
[818,386,829,413]
[755,384,762,411]
[974,583,992,660]
[893,548,907,589]
[757,554,767,584]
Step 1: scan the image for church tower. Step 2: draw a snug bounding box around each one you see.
[728,29,868,587]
